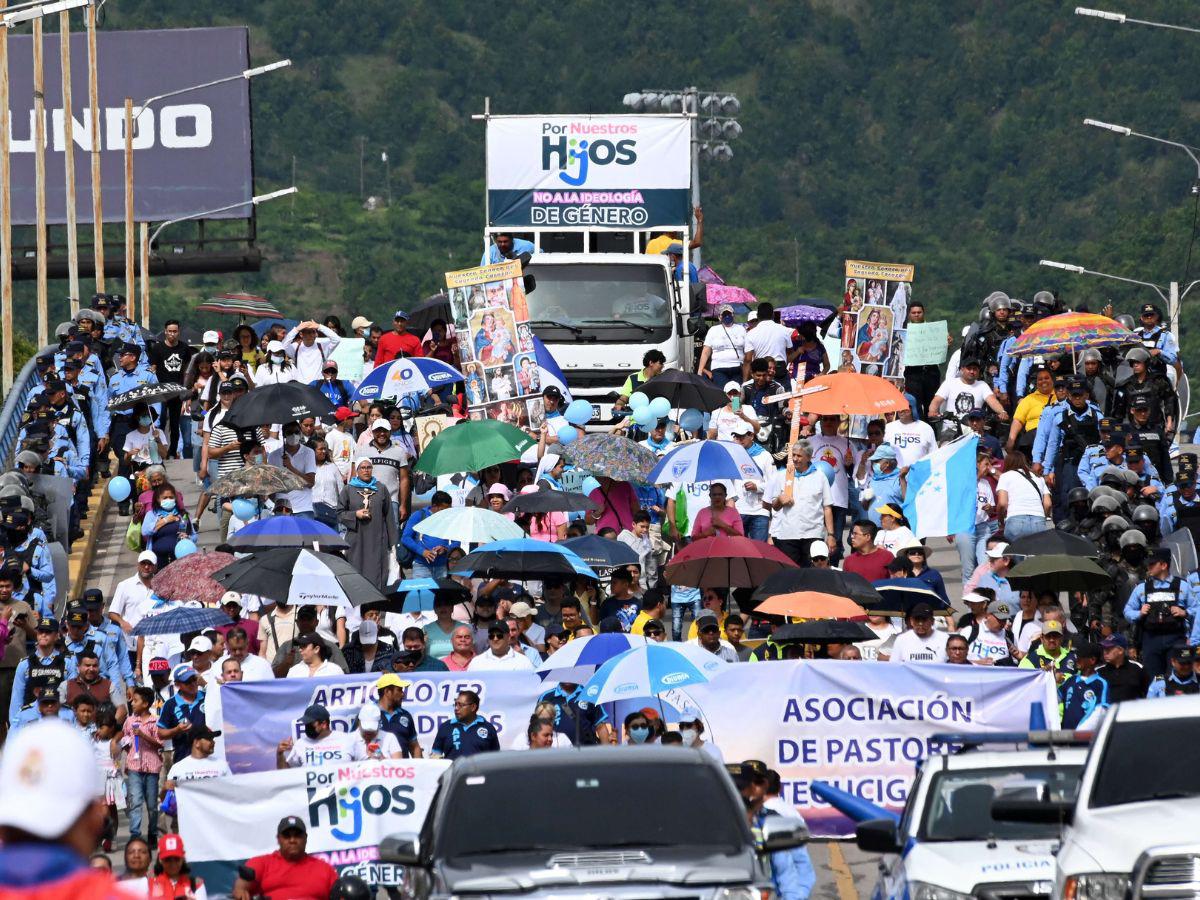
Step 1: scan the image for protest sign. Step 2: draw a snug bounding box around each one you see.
[327,337,365,383]
[841,259,915,377]
[179,759,447,893]
[903,320,949,366]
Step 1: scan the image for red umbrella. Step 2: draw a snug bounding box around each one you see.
[150,551,236,605]
[663,536,797,589]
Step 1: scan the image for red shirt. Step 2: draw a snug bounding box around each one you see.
[215,617,260,654]
[375,331,425,366]
[245,851,338,900]
[842,547,894,583]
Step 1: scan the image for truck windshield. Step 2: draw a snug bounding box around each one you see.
[524,263,673,331]
[919,765,1082,842]
[1090,719,1200,808]
[437,763,746,858]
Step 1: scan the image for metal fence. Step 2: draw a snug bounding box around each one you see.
[0,346,54,468]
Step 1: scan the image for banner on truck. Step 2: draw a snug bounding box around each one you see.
[839,259,916,381]
[486,115,690,228]
[7,27,253,225]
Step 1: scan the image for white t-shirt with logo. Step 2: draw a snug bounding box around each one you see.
[935,378,994,420]
[808,434,851,508]
[733,452,774,517]
[746,320,795,363]
[267,445,318,514]
[704,323,748,370]
[888,629,949,664]
[167,753,232,783]
[285,729,367,767]
[961,625,1012,664]
[883,420,937,468]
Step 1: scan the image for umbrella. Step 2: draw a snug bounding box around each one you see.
[560,535,640,576]
[196,292,283,318]
[213,548,387,608]
[251,317,299,337]
[107,383,188,411]
[363,577,470,615]
[150,551,236,605]
[582,643,728,705]
[648,439,761,485]
[873,578,953,616]
[502,489,599,515]
[639,370,727,413]
[211,464,308,498]
[451,538,597,581]
[413,420,535,477]
[352,357,464,403]
[754,591,868,620]
[798,373,909,416]
[536,632,648,685]
[1004,530,1098,558]
[778,302,840,327]
[131,606,232,636]
[561,433,657,483]
[663,535,797,588]
[406,291,452,334]
[223,382,336,428]
[225,516,348,551]
[704,283,756,315]
[413,507,525,543]
[1006,554,1112,592]
[1008,312,1138,358]
[750,568,883,609]
[773,620,878,645]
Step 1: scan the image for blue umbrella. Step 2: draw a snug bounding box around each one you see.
[226,515,348,550]
[451,538,597,581]
[132,605,233,636]
[251,318,299,337]
[535,632,648,684]
[582,643,728,705]
[648,439,761,485]
[560,535,640,577]
[352,357,464,402]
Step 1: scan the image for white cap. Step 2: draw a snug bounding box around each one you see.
[358,703,381,731]
[351,316,373,330]
[202,330,220,344]
[509,601,536,619]
[137,549,158,565]
[723,381,742,394]
[220,591,242,608]
[267,340,285,352]
[986,543,1010,559]
[963,592,990,605]
[370,421,391,432]
[188,635,214,654]
[359,620,379,645]
[747,311,759,323]
[808,540,829,559]
[0,719,102,838]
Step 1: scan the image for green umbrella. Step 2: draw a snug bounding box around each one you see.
[1006,554,1111,593]
[413,419,535,476]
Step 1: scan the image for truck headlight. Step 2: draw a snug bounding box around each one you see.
[712,888,761,900]
[910,882,973,900]
[1064,873,1131,900]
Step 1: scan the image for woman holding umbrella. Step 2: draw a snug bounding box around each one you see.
[339,459,395,591]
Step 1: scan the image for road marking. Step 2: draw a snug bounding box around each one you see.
[827,841,859,900]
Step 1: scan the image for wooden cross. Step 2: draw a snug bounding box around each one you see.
[764,380,829,490]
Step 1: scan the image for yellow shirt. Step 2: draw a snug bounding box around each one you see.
[630,611,655,635]
[1013,391,1053,432]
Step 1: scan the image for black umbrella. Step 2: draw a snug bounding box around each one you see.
[107,383,189,411]
[1006,554,1111,593]
[639,369,728,413]
[750,567,883,609]
[873,578,953,617]
[560,535,640,577]
[451,539,596,581]
[406,292,452,334]
[773,620,878,645]
[212,547,386,608]
[1004,530,1098,558]
[503,489,599,515]
[361,577,471,615]
[223,382,336,428]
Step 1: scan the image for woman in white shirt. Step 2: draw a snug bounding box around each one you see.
[698,305,748,386]
[995,451,1051,540]
[286,635,344,678]
[873,504,916,554]
[311,439,346,530]
[253,341,299,386]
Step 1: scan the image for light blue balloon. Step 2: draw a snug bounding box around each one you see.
[581,476,602,496]
[629,391,650,410]
[556,423,579,445]
[174,538,198,559]
[232,498,259,521]
[648,396,671,418]
[565,399,593,427]
[815,459,837,486]
[633,406,657,427]
[679,408,704,432]
[107,476,131,502]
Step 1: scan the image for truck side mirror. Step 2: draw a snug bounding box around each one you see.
[379,833,423,866]
[761,816,810,851]
[684,315,703,336]
[855,818,902,854]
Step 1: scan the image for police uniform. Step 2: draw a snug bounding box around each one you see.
[1123,576,1196,680]
[537,684,608,745]
[7,621,78,726]
[1058,671,1109,728]
[1134,307,1180,370]
[1111,370,1178,431]
[1147,647,1199,698]
[431,714,499,759]
[107,347,160,484]
[81,592,134,688]
[3,513,56,614]
[1044,385,1102,516]
[1127,419,1172,483]
[1170,478,1200,550]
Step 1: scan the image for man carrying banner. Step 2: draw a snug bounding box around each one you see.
[277,704,367,769]
[232,816,338,900]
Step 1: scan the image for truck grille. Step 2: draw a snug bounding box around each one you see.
[975,883,1052,900]
[1133,846,1200,899]
[547,850,653,868]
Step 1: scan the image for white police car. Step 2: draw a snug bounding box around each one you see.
[855,733,1087,900]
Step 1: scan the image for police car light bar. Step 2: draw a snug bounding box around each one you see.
[930,730,1095,749]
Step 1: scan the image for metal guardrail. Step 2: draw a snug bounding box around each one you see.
[0,345,55,468]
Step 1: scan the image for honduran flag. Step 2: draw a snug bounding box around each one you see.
[901,434,979,538]
[532,336,572,403]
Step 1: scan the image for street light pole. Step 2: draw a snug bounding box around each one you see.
[0,0,11,393]
[59,7,78,314]
[1076,7,1200,37]
[32,15,47,347]
[86,0,102,290]
[1083,118,1200,186]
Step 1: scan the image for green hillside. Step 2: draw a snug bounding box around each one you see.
[13,0,1200,359]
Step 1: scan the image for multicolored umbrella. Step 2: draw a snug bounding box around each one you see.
[211,464,307,498]
[751,568,883,609]
[582,643,728,705]
[413,420,535,476]
[648,439,761,485]
[132,605,232,636]
[1007,312,1138,358]
[536,632,648,684]
[196,292,283,318]
[663,535,796,588]
[225,516,348,551]
[704,283,756,314]
[561,433,657,483]
[352,357,464,403]
[799,372,908,416]
[212,547,387,608]
[150,551,236,605]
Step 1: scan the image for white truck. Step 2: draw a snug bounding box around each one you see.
[995,695,1200,900]
[855,735,1088,900]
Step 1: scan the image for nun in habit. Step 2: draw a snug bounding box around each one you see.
[339,458,396,591]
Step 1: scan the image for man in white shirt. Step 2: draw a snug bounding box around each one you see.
[277,703,367,768]
[358,703,403,759]
[284,320,342,384]
[730,422,773,541]
[764,439,836,566]
[743,302,797,388]
[962,599,1016,665]
[215,627,275,681]
[164,724,232,786]
[325,408,358,479]
[108,550,158,634]
[888,604,949,663]
[807,415,853,559]
[267,423,317,516]
[468,622,535,671]
[883,405,937,468]
[929,357,1009,424]
[691,615,738,662]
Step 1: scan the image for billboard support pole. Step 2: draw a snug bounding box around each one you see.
[138,221,147,328]
[0,1,11,393]
[60,8,78,315]
[123,96,134,319]
[86,1,101,291]
[32,15,47,347]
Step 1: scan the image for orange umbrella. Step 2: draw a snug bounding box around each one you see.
[755,591,868,620]
[798,373,908,416]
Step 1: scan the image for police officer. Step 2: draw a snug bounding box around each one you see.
[1,508,55,616]
[1112,346,1178,435]
[1043,375,1101,517]
[1123,547,1196,680]
[1169,472,1200,550]
[1078,429,1127,491]
[1133,302,1181,380]
[966,294,1017,394]
[1125,397,1172,482]
[80,589,134,691]
[107,343,159,509]
[536,681,613,746]
[430,689,499,759]
[61,604,123,687]
[1056,486,1093,534]
[1147,645,1199,698]
[7,616,76,727]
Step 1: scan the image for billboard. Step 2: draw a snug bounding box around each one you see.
[486,115,690,228]
[6,26,253,225]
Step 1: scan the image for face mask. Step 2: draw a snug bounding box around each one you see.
[679,726,701,746]
[271,353,285,364]
[284,434,301,448]
[138,415,152,427]
[160,498,176,511]
[872,462,886,476]
[721,313,733,325]
[1121,546,1146,565]
[303,723,321,740]
[629,726,651,744]
[360,327,371,338]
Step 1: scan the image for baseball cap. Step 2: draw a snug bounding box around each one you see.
[718,303,735,315]
[1140,302,1159,316]
[202,330,220,344]
[65,608,87,627]
[696,617,721,634]
[158,834,186,860]
[869,444,898,461]
[358,704,382,731]
[723,381,742,394]
[278,815,307,835]
[34,616,58,633]
[1041,620,1064,636]
[987,599,1012,620]
[678,710,701,725]
[335,406,357,421]
[486,483,513,501]
[908,602,934,620]
[985,542,1010,559]
[808,540,829,560]
[350,315,373,330]
[1169,644,1193,662]
[266,340,285,353]
[509,601,536,619]
[665,242,684,256]
[963,592,989,606]
[359,620,379,644]
[729,420,754,437]
[220,591,243,608]
[171,664,198,683]
[187,635,214,654]
[965,408,985,420]
[294,632,323,648]
[137,550,158,565]
[0,720,102,839]
[1101,634,1128,650]
[227,376,249,390]
[1102,433,1126,449]
[301,703,330,724]
[369,420,391,432]
[487,622,509,638]
[322,360,339,373]
[393,309,410,321]
[1125,447,1144,463]
[118,342,140,356]
[542,385,564,402]
[1149,547,1172,565]
[147,657,171,674]
[1066,376,1088,392]
[189,724,222,742]
[875,504,903,519]
[375,673,412,692]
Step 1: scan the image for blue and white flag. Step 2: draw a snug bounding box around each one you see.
[901,434,978,538]
[531,335,572,402]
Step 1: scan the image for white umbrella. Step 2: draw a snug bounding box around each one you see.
[413,506,525,544]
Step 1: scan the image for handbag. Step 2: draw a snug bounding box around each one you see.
[125,518,143,553]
